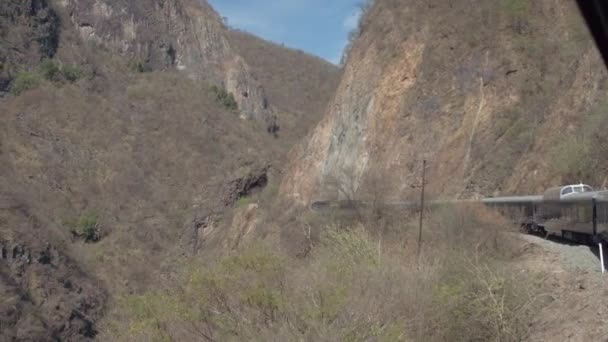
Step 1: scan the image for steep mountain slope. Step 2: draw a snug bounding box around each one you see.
[0,0,339,340]
[0,62,271,341]
[282,0,608,205]
[228,30,342,142]
[58,0,279,129]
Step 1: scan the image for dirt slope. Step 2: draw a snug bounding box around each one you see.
[281,0,608,205]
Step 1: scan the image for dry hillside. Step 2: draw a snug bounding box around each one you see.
[0,0,338,340]
[229,30,342,142]
[282,0,608,205]
[0,50,270,342]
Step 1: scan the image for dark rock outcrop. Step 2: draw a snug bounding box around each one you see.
[0,236,106,341]
[0,0,60,64]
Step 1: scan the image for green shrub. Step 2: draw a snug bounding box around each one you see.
[210,85,238,111]
[114,231,402,341]
[503,0,529,16]
[61,64,86,82]
[110,212,540,342]
[320,225,377,266]
[120,292,175,342]
[10,71,41,95]
[235,196,251,208]
[65,210,102,243]
[20,59,91,88]
[39,59,60,81]
[117,244,286,341]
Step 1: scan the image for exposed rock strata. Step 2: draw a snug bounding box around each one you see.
[282,0,608,204]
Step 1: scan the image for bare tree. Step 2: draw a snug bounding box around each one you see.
[324,164,364,223]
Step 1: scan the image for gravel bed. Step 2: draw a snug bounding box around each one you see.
[520,234,607,273]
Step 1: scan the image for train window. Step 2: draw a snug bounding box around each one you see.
[584,185,593,192]
[562,187,573,196]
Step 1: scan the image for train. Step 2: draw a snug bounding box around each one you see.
[483,184,608,244]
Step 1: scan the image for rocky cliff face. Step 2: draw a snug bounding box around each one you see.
[58,0,276,128]
[282,0,608,204]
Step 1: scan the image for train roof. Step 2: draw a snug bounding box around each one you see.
[481,185,606,205]
[558,190,608,203]
[481,195,543,205]
[544,184,594,201]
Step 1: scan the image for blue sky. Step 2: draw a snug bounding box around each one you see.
[207,0,362,64]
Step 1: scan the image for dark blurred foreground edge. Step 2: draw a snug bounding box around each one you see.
[577,0,608,69]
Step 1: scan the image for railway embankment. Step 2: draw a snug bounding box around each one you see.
[516,234,608,341]
[520,234,606,273]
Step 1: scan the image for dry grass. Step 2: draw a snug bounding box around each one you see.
[549,100,608,185]
[0,50,273,288]
[0,6,343,337]
[104,204,544,341]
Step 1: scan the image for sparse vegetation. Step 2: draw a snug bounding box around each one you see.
[108,205,543,341]
[10,71,41,95]
[340,0,373,65]
[583,100,608,133]
[10,60,89,96]
[551,136,591,180]
[40,59,61,81]
[210,84,238,111]
[550,100,608,182]
[503,0,530,16]
[61,64,87,82]
[235,196,252,208]
[65,210,102,243]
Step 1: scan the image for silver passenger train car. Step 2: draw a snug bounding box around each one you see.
[484,184,608,244]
